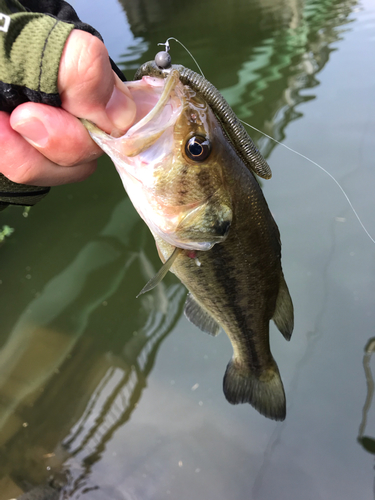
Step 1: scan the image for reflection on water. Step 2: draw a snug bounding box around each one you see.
[62,284,185,497]
[118,0,358,157]
[358,338,375,499]
[251,215,339,497]
[0,198,185,497]
[358,338,375,450]
[0,0,373,498]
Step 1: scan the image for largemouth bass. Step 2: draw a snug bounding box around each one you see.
[82,54,294,421]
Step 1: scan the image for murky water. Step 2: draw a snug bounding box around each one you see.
[1,0,375,498]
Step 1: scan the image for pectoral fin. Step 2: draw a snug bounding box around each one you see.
[137,247,180,297]
[176,190,233,248]
[184,293,220,336]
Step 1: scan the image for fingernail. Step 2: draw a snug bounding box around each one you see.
[12,119,49,148]
[105,85,136,134]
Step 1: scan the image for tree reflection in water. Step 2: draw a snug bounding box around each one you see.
[357,338,375,499]
[0,198,185,498]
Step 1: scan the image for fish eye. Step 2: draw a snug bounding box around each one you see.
[185,136,211,162]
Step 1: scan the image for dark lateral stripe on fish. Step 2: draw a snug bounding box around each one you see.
[210,242,262,370]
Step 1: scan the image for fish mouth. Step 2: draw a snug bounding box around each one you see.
[82,70,183,184]
[118,70,183,157]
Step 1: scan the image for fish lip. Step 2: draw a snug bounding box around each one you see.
[122,70,183,148]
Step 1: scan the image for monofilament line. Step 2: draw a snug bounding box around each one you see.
[160,37,205,78]
[240,119,375,246]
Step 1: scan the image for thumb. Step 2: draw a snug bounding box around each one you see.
[58,30,136,136]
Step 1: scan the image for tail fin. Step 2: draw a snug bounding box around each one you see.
[223,359,286,421]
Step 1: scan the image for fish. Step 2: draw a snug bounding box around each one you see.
[82,55,294,421]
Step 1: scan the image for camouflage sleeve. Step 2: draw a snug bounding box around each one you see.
[0,0,125,113]
[0,0,74,113]
[0,0,124,209]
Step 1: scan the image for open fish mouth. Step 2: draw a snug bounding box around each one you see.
[82,71,183,174]
[116,72,183,158]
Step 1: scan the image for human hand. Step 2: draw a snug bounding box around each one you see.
[0,30,136,186]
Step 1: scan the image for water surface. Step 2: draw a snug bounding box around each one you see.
[0,0,375,498]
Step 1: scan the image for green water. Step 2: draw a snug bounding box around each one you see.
[1,0,375,498]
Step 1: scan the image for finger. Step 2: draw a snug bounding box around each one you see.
[1,111,97,186]
[10,102,102,166]
[58,30,136,136]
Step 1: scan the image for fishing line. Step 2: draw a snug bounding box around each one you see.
[240,119,375,246]
[159,37,205,78]
[163,38,375,246]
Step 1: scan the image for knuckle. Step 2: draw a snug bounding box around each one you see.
[73,161,97,182]
[5,162,37,185]
[76,37,111,94]
[59,31,113,109]
[59,160,98,184]
[50,139,102,168]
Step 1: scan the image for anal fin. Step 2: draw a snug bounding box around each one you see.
[273,272,294,341]
[184,293,220,336]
